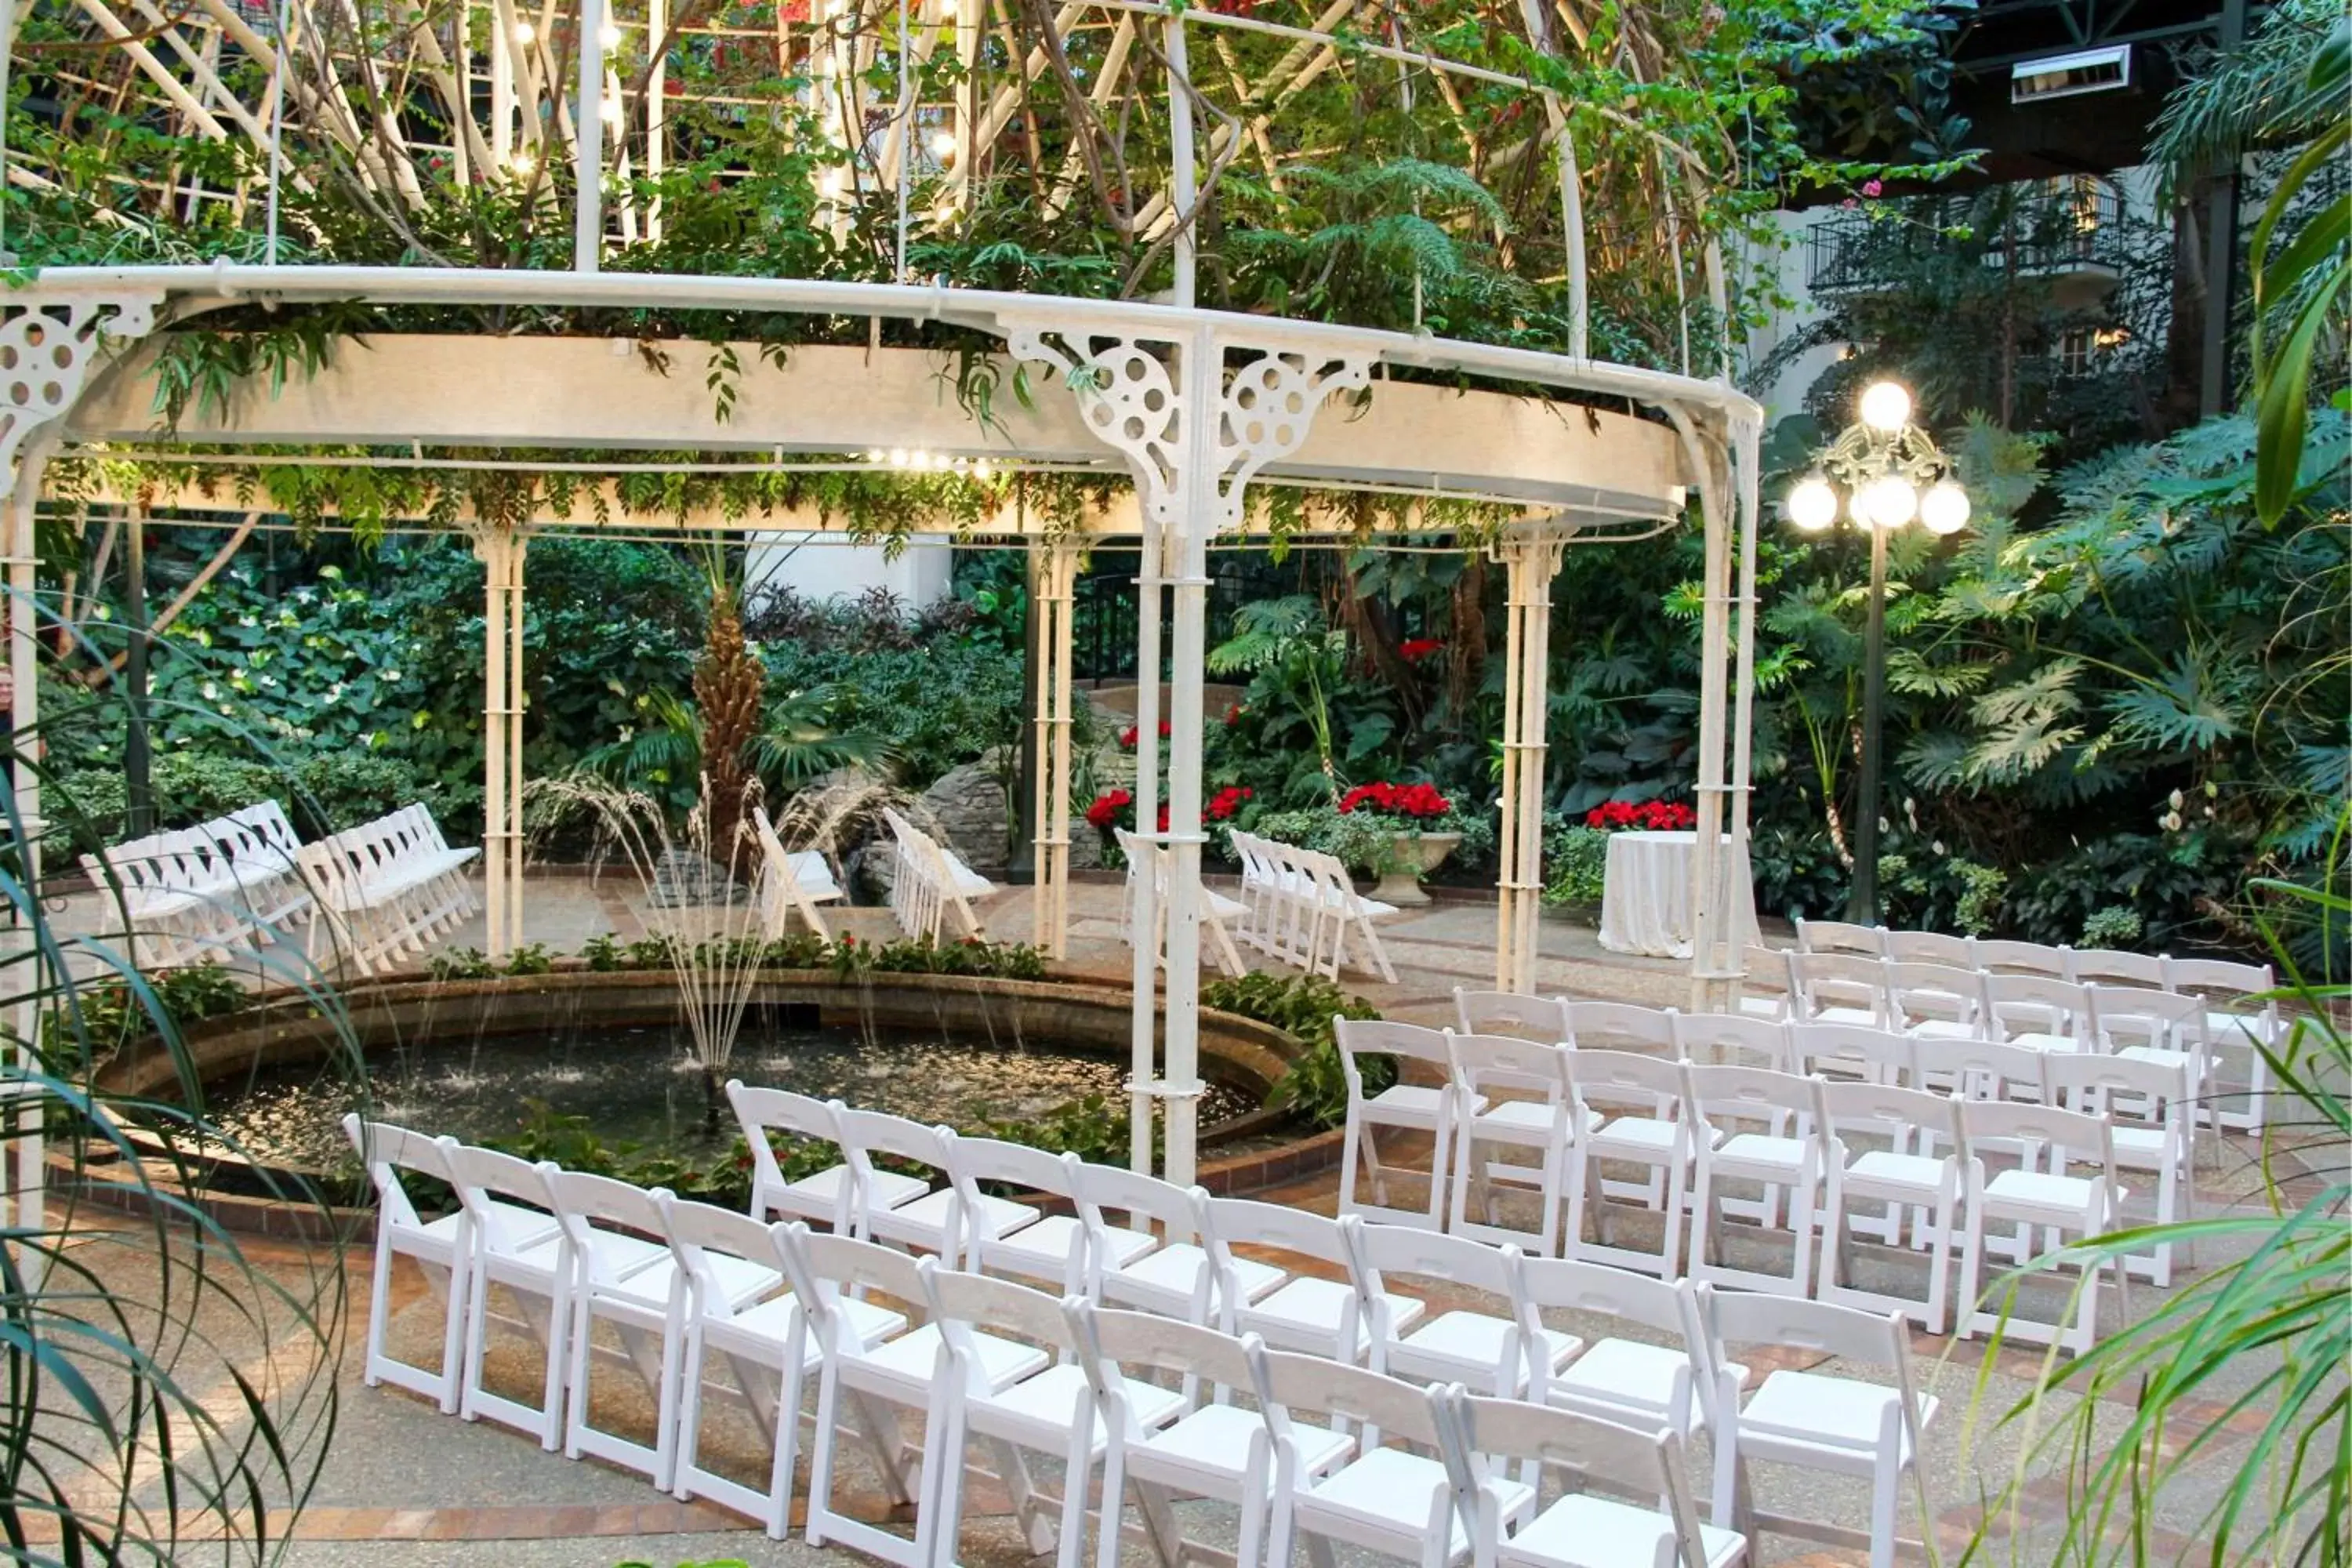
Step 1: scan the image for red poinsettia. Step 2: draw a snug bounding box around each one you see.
[1118,718,1174,749]
[1207,785,1254,822]
[1085,789,1134,829]
[1584,798,1697,832]
[1339,781,1452,821]
[1224,702,1247,727]
[1398,638,1445,661]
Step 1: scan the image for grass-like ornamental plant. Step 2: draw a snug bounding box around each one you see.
[1957,846,2350,1566]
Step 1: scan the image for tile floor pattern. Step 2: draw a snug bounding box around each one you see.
[42,868,2318,1566]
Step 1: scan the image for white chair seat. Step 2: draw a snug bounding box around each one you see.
[990,1215,1156,1279]
[605,1249,779,1313]
[1740,1368,1937,1460]
[2012,1032,2076,1053]
[854,1322,1049,1393]
[1363,1084,1468,1123]
[783,1163,930,1218]
[982,1363,1186,1438]
[1145,1400,1350,1479]
[1738,996,1788,1022]
[886,1186,1038,1247]
[1813,1006,1881,1028]
[1393,1312,1581,1381]
[1715,1132,1809,1171]
[1474,1100,1592,1138]
[2109,1127,2169,1163]
[1304,1446,1486,1548]
[784,850,844,903]
[1207,888,1249,922]
[1849,1149,1951,1189]
[419,1199,558,1253]
[2117,1045,2196,1074]
[1116,1243,1285,1306]
[1984,1167,2107,1214]
[1502,1492,1747,1568]
[1241,1278,1424,1352]
[1589,1116,1701,1156]
[728,1290,907,1350]
[1907,1019,1982,1041]
[1549,1338,1701,1421]
[2203,1009,2280,1044]
[938,851,996,898]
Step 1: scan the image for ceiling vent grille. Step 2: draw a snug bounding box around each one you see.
[2013,45,2133,103]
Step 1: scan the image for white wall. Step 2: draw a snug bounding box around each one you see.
[744,533,956,608]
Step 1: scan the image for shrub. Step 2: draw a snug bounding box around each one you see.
[42,961,249,1065]
[54,748,445,848]
[1202,971,1386,1130]
[1541,822,1610,906]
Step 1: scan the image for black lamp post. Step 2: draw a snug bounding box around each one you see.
[1782,381,1971,924]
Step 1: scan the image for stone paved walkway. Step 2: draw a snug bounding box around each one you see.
[48,868,2319,1566]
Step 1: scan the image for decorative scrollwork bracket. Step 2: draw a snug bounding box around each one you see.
[0,292,168,499]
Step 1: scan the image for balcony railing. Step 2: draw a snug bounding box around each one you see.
[1806,180,2126,294]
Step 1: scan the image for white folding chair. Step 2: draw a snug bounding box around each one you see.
[1561,1000,1679,1053]
[839,1111,1036,1264]
[2164,954,2281,1133]
[1443,1030,1584,1255]
[210,803,314,935]
[1789,952,1889,1029]
[1253,1348,1513,1568]
[1814,1080,1968,1333]
[1204,1196,1418,1363]
[1680,1062,1825,1298]
[2086,983,2212,1136]
[2066,946,2169,989]
[925,1263,1181,1568]
[1971,938,2070,977]
[1787,1021,1914,1090]
[1117,826,1250,978]
[2042,1051,2194,1286]
[1883,960,1990,1041]
[661,1198,906,1534]
[728,1083,926,1231]
[1351,1221,1580,1399]
[1709,1293,1935,1568]
[1336,1018,1474,1231]
[1513,1254,1730,1453]
[346,1116,493,1414]
[1070,1163,1206,1322]
[1443,1389,1744,1568]
[1671,1011,1795,1073]
[1562,1047,1704,1276]
[1982,973,2093,1053]
[1909,1033,2049,1113]
[448,1145,575,1450]
[753,804,839,940]
[550,1170,726,1487]
[1793,919,1887,957]
[953,1138,1144,1295]
[1734,945,1798,1024]
[1882,929,1974,970]
[1956,1099,2128,1356]
[1071,1305,1337,1568]
[1453,989,1571,1043]
[1307,848,1399,984]
[781,1225,1047,1568]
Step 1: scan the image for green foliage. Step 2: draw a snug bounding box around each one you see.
[50,746,441,851]
[38,960,249,1065]
[1540,822,1611,907]
[1203,972,1385,1131]
[2076,905,2144,949]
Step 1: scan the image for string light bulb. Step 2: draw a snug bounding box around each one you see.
[598,20,622,49]
[510,20,535,44]
[930,130,956,158]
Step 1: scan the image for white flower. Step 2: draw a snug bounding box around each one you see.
[200,681,220,701]
[238,615,257,628]
[1930,840,1946,855]
[2168,788,2184,811]
[2161,811,2183,832]
[383,669,402,682]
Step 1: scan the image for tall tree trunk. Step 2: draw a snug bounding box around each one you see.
[695,584,764,865]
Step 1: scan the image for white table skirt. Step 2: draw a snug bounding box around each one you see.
[1598,829,1762,960]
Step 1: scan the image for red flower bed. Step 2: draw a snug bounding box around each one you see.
[1339,781,1452,820]
[1208,785,1254,821]
[1584,799,1697,831]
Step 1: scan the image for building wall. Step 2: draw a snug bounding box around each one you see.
[743,534,956,608]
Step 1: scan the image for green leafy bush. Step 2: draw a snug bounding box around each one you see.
[1202,971,1386,1130]
[1540,822,1610,906]
[53,749,444,848]
[42,961,250,1065]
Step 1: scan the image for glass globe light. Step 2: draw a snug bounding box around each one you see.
[1859,380,1912,434]
[1859,474,1918,528]
[597,20,622,49]
[1920,478,1971,535]
[1784,474,1838,532]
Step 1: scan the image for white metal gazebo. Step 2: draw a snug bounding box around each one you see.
[0,0,1766,1214]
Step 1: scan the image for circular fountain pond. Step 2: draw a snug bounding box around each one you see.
[97,969,1300,1181]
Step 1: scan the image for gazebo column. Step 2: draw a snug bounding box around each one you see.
[1029,538,1079,957]
[1682,422,1744,1011]
[474,525,529,956]
[1009,323,1372,1189]
[4,446,51,1272]
[1493,528,1564,995]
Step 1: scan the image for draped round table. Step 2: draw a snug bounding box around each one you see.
[1597,829,1762,959]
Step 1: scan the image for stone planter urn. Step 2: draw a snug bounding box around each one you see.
[1371,831,1461,907]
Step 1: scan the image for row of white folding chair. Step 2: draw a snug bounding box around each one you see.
[1229,829,1399,983]
[880,806,1000,943]
[751,802,842,940]
[297,803,480,972]
[354,1105,1939,1568]
[1337,1014,2154,1344]
[1113,826,1250,977]
[81,799,316,967]
[1790,924,2283,1132]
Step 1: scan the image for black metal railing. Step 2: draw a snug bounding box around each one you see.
[1806,179,2127,294]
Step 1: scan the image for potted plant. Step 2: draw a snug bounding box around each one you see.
[1337,781,1461,906]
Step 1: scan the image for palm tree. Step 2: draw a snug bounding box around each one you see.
[583,686,887,829]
